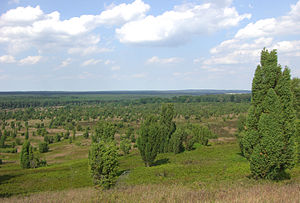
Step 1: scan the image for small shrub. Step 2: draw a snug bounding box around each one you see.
[21,140,47,169]
[16,138,22,145]
[54,133,61,142]
[120,139,131,155]
[130,134,136,143]
[0,148,17,153]
[39,142,49,153]
[64,131,70,139]
[83,128,89,139]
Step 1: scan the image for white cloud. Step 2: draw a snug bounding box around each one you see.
[19,55,42,65]
[111,66,120,71]
[96,0,150,25]
[59,58,72,68]
[0,55,16,63]
[235,1,300,39]
[116,1,250,45]
[147,56,182,64]
[0,5,43,24]
[0,1,149,54]
[81,58,102,66]
[200,0,300,73]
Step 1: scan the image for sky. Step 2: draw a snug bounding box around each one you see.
[0,0,299,91]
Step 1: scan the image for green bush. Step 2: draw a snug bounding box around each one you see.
[88,141,119,189]
[83,128,89,139]
[93,122,116,142]
[15,138,22,145]
[39,142,49,153]
[20,140,47,169]
[170,128,185,154]
[0,148,17,153]
[54,133,61,142]
[120,139,131,155]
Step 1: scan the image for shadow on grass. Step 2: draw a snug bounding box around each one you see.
[153,158,169,166]
[236,152,244,157]
[117,169,129,177]
[0,174,22,198]
[0,174,20,184]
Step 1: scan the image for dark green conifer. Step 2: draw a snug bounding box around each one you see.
[241,49,296,179]
[137,116,160,167]
[20,140,33,169]
[88,141,119,189]
[159,104,176,153]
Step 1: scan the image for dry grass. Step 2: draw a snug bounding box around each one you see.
[3,182,300,203]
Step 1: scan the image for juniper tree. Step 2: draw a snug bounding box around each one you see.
[120,138,131,155]
[241,48,296,179]
[93,121,116,142]
[137,115,160,167]
[159,104,176,153]
[88,141,119,189]
[20,140,34,169]
[250,89,287,179]
[291,77,300,118]
[170,128,185,154]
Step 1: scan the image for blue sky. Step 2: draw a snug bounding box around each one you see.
[0,0,299,91]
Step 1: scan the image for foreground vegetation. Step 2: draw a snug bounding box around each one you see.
[1,140,300,202]
[0,50,299,201]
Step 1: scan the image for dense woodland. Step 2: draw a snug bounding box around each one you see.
[0,49,299,201]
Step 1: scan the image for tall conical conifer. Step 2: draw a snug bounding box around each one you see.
[241,48,296,179]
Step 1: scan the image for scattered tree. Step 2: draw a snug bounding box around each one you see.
[137,116,160,167]
[88,141,119,189]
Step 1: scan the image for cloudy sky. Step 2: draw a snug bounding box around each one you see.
[0,0,299,91]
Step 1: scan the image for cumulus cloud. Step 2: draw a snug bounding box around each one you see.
[97,0,149,25]
[19,55,42,65]
[116,1,250,45]
[147,56,182,64]
[235,1,300,39]
[200,0,300,72]
[0,55,16,63]
[81,58,102,66]
[0,0,150,54]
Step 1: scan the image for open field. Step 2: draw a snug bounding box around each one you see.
[1,138,300,201]
[0,92,299,202]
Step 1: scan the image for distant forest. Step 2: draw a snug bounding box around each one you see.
[0,90,251,109]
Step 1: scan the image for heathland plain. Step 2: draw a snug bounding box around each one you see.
[0,87,299,202]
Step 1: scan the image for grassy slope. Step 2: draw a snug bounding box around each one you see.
[1,137,300,202]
